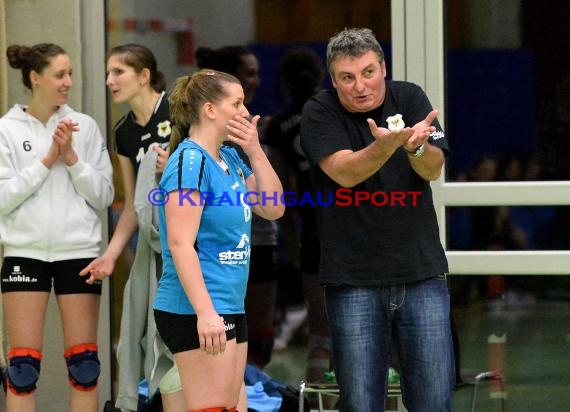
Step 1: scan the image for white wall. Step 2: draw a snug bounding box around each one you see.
[0,0,7,114]
[4,0,82,109]
[108,0,255,88]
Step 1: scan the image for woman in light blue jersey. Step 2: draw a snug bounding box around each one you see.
[153,69,284,412]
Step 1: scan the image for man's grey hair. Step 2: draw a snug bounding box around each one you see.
[326,28,384,74]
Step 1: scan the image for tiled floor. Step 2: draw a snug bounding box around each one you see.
[264,288,570,411]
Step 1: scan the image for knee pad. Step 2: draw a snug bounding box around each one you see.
[64,343,100,391]
[7,347,42,395]
[158,364,182,395]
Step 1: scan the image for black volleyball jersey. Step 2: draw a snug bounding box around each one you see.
[114,92,171,174]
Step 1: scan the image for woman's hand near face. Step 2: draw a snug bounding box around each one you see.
[226,114,263,157]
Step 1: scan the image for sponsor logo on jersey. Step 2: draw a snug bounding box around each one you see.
[236,233,249,248]
[141,132,151,141]
[237,167,245,183]
[218,233,251,265]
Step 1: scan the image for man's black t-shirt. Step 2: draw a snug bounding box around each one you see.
[300,81,449,286]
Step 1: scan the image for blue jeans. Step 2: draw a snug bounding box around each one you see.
[325,275,454,412]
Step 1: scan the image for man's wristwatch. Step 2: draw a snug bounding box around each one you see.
[406,143,425,158]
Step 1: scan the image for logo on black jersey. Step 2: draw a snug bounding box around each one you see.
[430,130,445,140]
[157,120,172,138]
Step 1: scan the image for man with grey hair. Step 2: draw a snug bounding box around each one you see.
[301,28,454,411]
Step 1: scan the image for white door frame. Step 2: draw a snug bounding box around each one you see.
[80,1,113,404]
[391,0,570,275]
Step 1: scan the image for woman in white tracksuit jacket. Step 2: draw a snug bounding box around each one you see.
[0,43,113,412]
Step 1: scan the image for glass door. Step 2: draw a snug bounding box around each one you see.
[398,1,570,410]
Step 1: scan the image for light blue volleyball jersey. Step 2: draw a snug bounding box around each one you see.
[154,139,253,314]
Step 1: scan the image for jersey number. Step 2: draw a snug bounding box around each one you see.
[135,147,145,164]
[240,193,252,222]
[23,140,32,152]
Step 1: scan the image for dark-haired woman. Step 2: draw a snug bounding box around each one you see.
[79,44,184,412]
[81,43,169,288]
[0,43,114,412]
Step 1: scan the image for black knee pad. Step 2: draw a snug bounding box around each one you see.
[7,347,42,395]
[64,343,100,391]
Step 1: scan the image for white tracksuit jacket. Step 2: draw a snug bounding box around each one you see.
[0,104,114,261]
